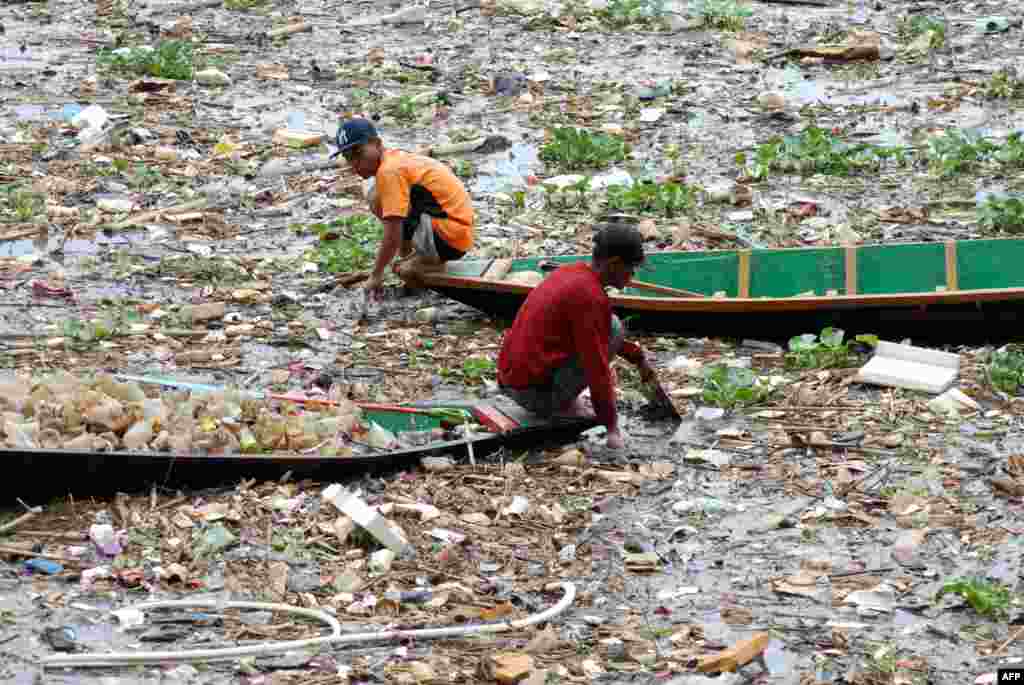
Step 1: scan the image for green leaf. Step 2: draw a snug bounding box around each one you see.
[788,333,818,352]
[820,327,845,348]
[854,334,879,347]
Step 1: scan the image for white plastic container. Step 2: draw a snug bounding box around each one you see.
[322,484,413,557]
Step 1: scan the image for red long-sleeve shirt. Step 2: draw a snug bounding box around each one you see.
[497,263,643,430]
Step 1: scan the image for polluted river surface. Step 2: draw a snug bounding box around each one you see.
[3,0,1024,680]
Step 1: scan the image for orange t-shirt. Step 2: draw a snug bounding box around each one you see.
[375,149,475,252]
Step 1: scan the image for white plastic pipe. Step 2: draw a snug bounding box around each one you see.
[41,582,576,669]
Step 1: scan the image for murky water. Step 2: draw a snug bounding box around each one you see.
[0,234,140,258]
[0,46,49,73]
[473,143,539,194]
[12,103,82,122]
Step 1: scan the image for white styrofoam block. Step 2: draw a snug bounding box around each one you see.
[856,356,957,394]
[873,341,960,370]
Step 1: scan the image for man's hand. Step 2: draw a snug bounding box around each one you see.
[606,428,625,449]
[638,358,656,384]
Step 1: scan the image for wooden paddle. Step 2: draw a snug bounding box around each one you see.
[642,372,681,421]
[536,260,706,298]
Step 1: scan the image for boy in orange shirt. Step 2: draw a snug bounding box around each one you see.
[334,118,475,297]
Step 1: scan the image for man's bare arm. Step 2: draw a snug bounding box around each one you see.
[372,218,404,281]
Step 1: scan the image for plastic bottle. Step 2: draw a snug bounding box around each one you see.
[322,484,413,557]
[366,422,398,449]
[384,589,432,604]
[239,427,259,453]
[123,419,154,450]
[4,420,35,448]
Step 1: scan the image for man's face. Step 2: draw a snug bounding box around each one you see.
[344,140,382,179]
[608,257,639,290]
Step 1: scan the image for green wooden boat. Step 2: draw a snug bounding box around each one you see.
[422,238,1024,342]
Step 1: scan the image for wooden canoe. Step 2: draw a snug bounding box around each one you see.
[422,238,1024,342]
[4,399,595,503]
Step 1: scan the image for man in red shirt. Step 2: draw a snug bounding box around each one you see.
[497,226,655,449]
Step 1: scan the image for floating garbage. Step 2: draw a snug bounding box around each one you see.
[25,558,63,575]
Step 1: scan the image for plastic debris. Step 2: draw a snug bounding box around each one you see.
[70,104,109,144]
[111,608,146,629]
[927,387,980,416]
[24,558,63,575]
[195,68,231,86]
[323,484,413,556]
[43,626,78,652]
[672,497,738,514]
[196,524,238,557]
[856,341,959,394]
[369,548,396,574]
[843,584,895,615]
[501,496,529,517]
[483,652,535,685]
[89,523,122,556]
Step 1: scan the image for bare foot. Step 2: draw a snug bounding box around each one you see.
[396,257,444,286]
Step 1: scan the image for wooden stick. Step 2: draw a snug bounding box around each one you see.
[0,512,36,535]
[0,545,84,566]
[698,632,770,673]
[10,530,87,541]
[628,279,706,298]
[993,625,1024,656]
[152,0,221,13]
[267,22,312,39]
[106,198,207,230]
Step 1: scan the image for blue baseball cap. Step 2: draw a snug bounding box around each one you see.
[332,118,378,159]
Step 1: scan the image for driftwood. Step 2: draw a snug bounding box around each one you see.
[267,22,312,40]
[0,512,37,535]
[148,0,222,14]
[0,544,84,566]
[106,198,208,230]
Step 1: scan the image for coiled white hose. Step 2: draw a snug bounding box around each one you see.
[41,582,576,669]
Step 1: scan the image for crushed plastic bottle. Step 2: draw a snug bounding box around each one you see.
[89,523,122,556]
[672,497,738,514]
[123,419,155,450]
[25,558,63,575]
[70,104,110,143]
[61,103,83,122]
[196,524,238,557]
[366,421,398,450]
[815,573,833,606]
[384,589,432,604]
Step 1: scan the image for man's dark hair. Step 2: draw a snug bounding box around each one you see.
[593,225,645,265]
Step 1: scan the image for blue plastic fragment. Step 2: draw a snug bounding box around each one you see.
[25,558,64,575]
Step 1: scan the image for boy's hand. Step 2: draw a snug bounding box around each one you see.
[606,429,625,449]
[365,272,385,300]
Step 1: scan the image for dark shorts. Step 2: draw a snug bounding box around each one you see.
[401,220,466,262]
[500,315,625,416]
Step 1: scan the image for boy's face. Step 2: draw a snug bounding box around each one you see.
[344,139,383,179]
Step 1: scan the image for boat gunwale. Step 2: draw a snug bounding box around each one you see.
[423,237,1024,311]
[0,415,597,464]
